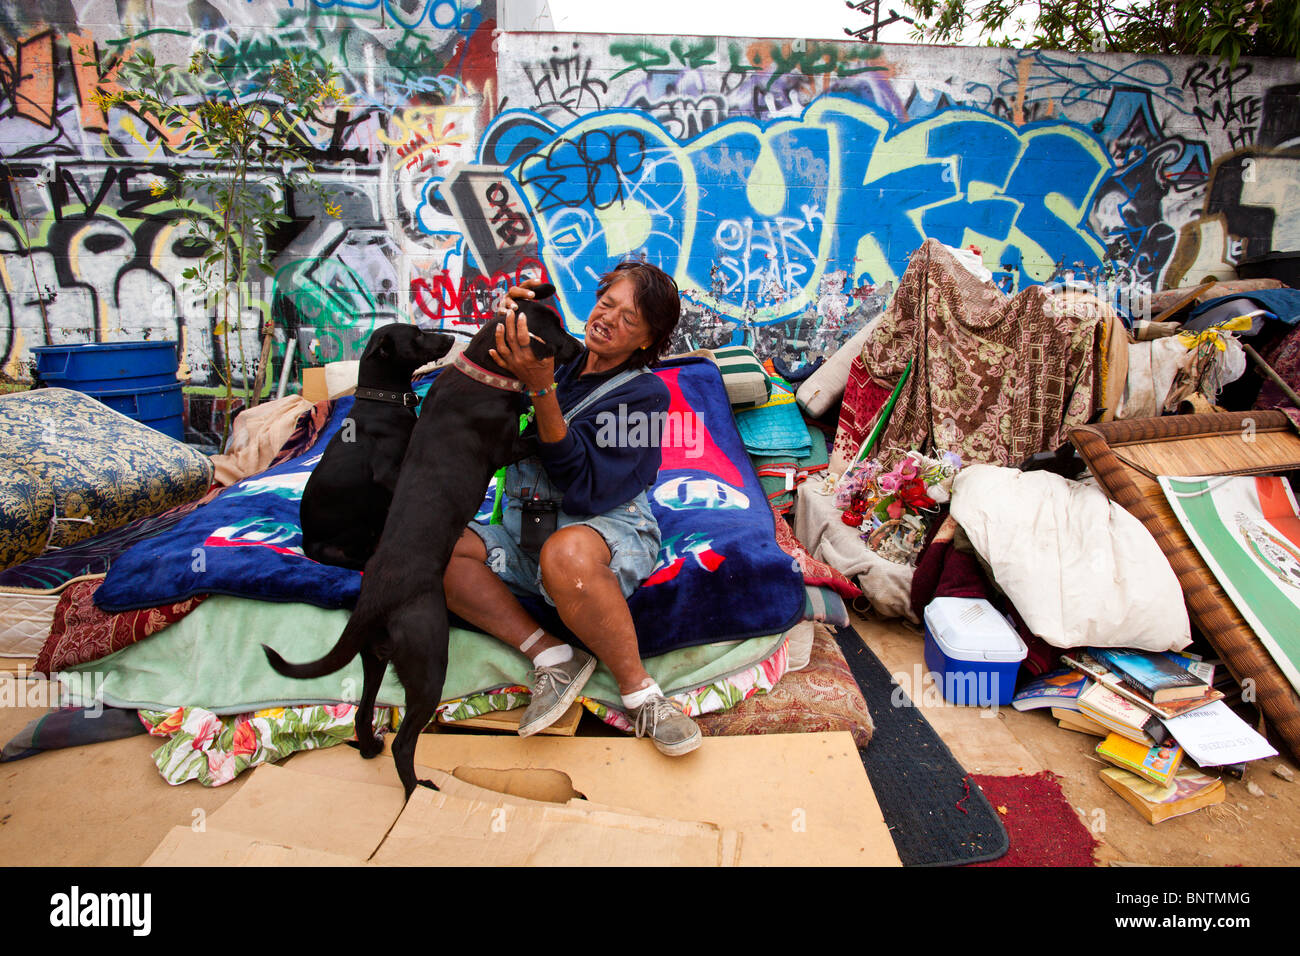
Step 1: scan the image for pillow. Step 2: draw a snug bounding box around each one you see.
[796,318,878,418]
[709,345,771,408]
[784,620,815,671]
[949,465,1191,651]
[696,625,874,748]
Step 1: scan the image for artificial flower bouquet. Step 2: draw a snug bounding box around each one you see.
[834,450,962,564]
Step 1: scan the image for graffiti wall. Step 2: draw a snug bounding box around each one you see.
[3,3,1299,440]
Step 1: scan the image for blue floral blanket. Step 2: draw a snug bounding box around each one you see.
[95,358,805,657]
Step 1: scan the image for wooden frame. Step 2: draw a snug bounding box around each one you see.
[1070,411,1300,765]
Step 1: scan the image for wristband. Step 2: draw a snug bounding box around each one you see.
[526,382,557,399]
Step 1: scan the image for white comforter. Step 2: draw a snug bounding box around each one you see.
[950,465,1190,651]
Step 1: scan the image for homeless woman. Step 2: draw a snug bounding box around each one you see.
[442,261,700,756]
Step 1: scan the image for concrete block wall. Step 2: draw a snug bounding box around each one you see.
[2,1,1298,439]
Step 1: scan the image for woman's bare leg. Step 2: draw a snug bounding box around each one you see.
[443,529,564,657]
[538,525,652,695]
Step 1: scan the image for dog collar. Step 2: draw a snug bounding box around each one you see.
[354,386,420,407]
[452,353,524,392]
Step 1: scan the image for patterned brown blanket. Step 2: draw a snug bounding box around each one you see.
[853,239,1105,469]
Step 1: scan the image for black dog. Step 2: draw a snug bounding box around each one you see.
[265,285,583,797]
[300,323,454,569]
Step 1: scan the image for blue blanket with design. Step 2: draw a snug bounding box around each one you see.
[95,358,805,657]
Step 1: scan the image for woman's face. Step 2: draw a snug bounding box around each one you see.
[584,277,653,366]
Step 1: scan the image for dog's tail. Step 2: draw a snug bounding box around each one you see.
[262,615,369,679]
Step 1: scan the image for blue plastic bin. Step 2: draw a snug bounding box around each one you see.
[82,381,186,441]
[31,341,185,440]
[32,341,179,392]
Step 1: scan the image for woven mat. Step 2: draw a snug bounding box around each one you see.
[966,772,1100,867]
[832,626,1008,866]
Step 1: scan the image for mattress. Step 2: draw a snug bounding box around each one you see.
[0,388,213,572]
[0,578,100,658]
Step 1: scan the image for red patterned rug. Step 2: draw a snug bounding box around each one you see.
[965,772,1100,867]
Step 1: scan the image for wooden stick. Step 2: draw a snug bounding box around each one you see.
[1150,281,1216,325]
[1244,343,1300,409]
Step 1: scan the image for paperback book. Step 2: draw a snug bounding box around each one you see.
[1011,669,1088,712]
[1096,733,1184,787]
[1088,647,1211,703]
[1100,766,1226,824]
[1076,682,1169,746]
[1060,651,1223,720]
[1054,707,1109,738]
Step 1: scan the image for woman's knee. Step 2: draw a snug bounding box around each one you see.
[539,526,611,589]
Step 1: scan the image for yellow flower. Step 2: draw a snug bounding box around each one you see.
[149,180,167,198]
[254,707,285,720]
[324,201,342,219]
[317,79,348,107]
[88,88,121,112]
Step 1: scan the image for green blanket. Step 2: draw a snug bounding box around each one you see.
[64,595,787,715]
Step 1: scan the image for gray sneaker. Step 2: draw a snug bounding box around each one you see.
[518,650,597,737]
[630,694,702,756]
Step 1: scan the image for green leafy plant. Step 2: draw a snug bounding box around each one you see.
[93,46,346,448]
[902,0,1300,63]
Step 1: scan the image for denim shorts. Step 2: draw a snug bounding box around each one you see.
[466,458,661,606]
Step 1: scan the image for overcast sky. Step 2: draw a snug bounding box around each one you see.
[544,0,921,44]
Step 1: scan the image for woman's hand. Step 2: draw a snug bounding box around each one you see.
[489,295,555,394]
[493,279,547,319]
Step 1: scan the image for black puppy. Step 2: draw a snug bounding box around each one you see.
[300,324,454,569]
[265,285,583,798]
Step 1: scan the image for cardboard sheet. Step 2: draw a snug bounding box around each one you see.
[142,732,899,867]
[143,762,403,866]
[372,781,741,866]
[144,751,741,866]
[412,731,899,866]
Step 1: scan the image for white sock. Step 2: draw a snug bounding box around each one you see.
[621,682,663,710]
[532,643,573,668]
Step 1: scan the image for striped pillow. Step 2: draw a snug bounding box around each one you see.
[710,346,771,408]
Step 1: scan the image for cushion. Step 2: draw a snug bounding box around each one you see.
[696,624,874,748]
[796,319,878,418]
[709,345,771,408]
[784,620,815,671]
[949,464,1191,651]
[0,388,213,572]
[36,576,208,674]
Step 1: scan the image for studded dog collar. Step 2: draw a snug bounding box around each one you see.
[353,385,420,407]
[452,353,524,392]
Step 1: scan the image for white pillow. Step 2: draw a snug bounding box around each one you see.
[949,465,1190,652]
[796,318,878,418]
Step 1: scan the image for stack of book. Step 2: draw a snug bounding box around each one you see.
[1012,646,1276,825]
[1060,648,1223,719]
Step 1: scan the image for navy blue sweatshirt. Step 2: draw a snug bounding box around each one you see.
[527,350,669,517]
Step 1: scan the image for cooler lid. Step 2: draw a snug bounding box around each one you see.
[923,597,1027,662]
